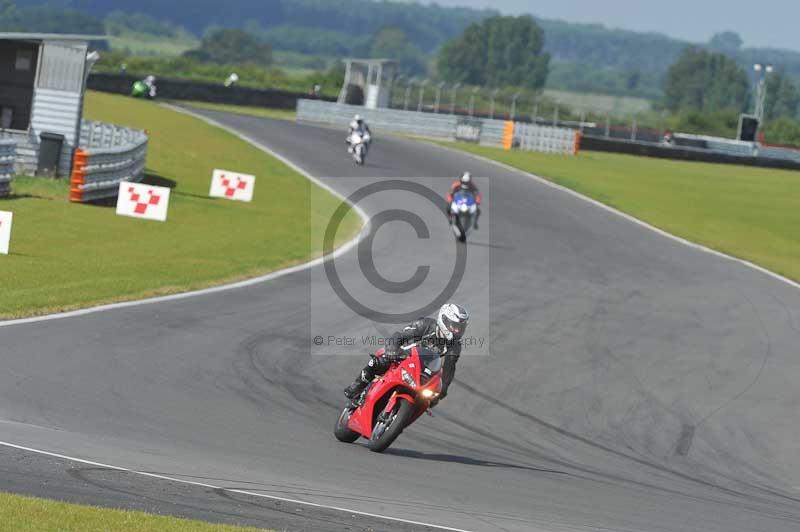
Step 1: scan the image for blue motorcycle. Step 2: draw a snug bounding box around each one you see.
[449,191,477,243]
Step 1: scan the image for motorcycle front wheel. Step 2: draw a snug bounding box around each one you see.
[367,400,416,453]
[334,405,360,443]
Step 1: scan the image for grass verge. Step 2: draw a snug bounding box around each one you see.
[0,491,269,532]
[0,91,360,319]
[179,101,296,122]
[443,142,800,282]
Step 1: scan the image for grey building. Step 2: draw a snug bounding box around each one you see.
[0,33,99,177]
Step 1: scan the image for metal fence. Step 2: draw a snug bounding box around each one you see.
[0,138,14,198]
[298,99,463,142]
[297,99,578,155]
[70,120,148,202]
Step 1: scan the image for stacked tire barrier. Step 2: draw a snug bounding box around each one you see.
[70,121,148,203]
[0,138,15,198]
[515,123,580,155]
[296,99,580,154]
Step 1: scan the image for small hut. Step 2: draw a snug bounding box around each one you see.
[0,33,100,177]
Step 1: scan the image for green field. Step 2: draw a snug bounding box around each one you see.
[0,491,269,532]
[542,89,652,115]
[180,101,296,122]
[0,91,360,319]
[108,32,199,56]
[444,143,800,282]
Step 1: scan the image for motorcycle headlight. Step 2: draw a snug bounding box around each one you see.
[460,205,469,212]
[421,389,438,399]
[401,369,416,388]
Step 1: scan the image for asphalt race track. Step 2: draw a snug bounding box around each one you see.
[2,109,800,532]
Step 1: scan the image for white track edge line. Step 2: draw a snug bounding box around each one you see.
[0,105,370,328]
[433,142,800,291]
[0,441,474,532]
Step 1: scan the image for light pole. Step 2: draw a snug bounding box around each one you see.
[450,82,461,114]
[753,63,773,122]
[417,78,429,112]
[510,92,521,121]
[468,87,480,117]
[390,75,403,109]
[434,81,446,113]
[403,76,417,111]
[489,88,500,119]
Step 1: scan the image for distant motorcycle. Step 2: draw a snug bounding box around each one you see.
[131,76,157,100]
[334,345,445,453]
[449,190,477,243]
[347,131,370,165]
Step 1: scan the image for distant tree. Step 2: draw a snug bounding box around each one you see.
[763,116,800,144]
[1,2,104,34]
[709,31,743,53]
[184,29,272,66]
[764,68,800,120]
[626,70,641,91]
[105,11,191,39]
[663,47,749,113]
[370,27,427,76]
[438,15,549,89]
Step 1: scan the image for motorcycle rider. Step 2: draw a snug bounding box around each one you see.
[346,114,372,154]
[344,303,469,406]
[446,172,482,229]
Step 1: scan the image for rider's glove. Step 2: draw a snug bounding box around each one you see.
[383,349,407,363]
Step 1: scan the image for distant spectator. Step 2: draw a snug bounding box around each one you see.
[224,73,239,88]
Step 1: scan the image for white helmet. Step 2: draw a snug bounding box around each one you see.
[354,114,363,122]
[460,172,472,185]
[437,303,469,341]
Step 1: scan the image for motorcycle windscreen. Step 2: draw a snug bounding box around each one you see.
[452,191,475,206]
[417,346,443,373]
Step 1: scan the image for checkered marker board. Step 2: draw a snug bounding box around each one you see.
[0,210,12,255]
[210,169,255,202]
[115,182,171,222]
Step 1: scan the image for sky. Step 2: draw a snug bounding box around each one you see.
[408,0,799,51]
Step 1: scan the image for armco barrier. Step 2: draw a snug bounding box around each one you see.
[297,100,577,153]
[0,138,15,198]
[581,135,800,170]
[70,121,148,203]
[297,99,467,142]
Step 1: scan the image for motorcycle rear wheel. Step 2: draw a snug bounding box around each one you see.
[334,405,360,443]
[367,400,416,453]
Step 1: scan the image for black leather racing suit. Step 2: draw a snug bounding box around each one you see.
[356,317,461,400]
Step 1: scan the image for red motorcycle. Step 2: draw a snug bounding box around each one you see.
[334,345,444,452]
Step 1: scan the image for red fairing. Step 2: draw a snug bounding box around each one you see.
[346,346,443,439]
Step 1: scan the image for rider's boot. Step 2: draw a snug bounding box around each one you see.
[344,374,369,400]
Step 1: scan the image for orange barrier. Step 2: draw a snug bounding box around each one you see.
[573,131,582,156]
[69,149,88,203]
[502,121,514,150]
